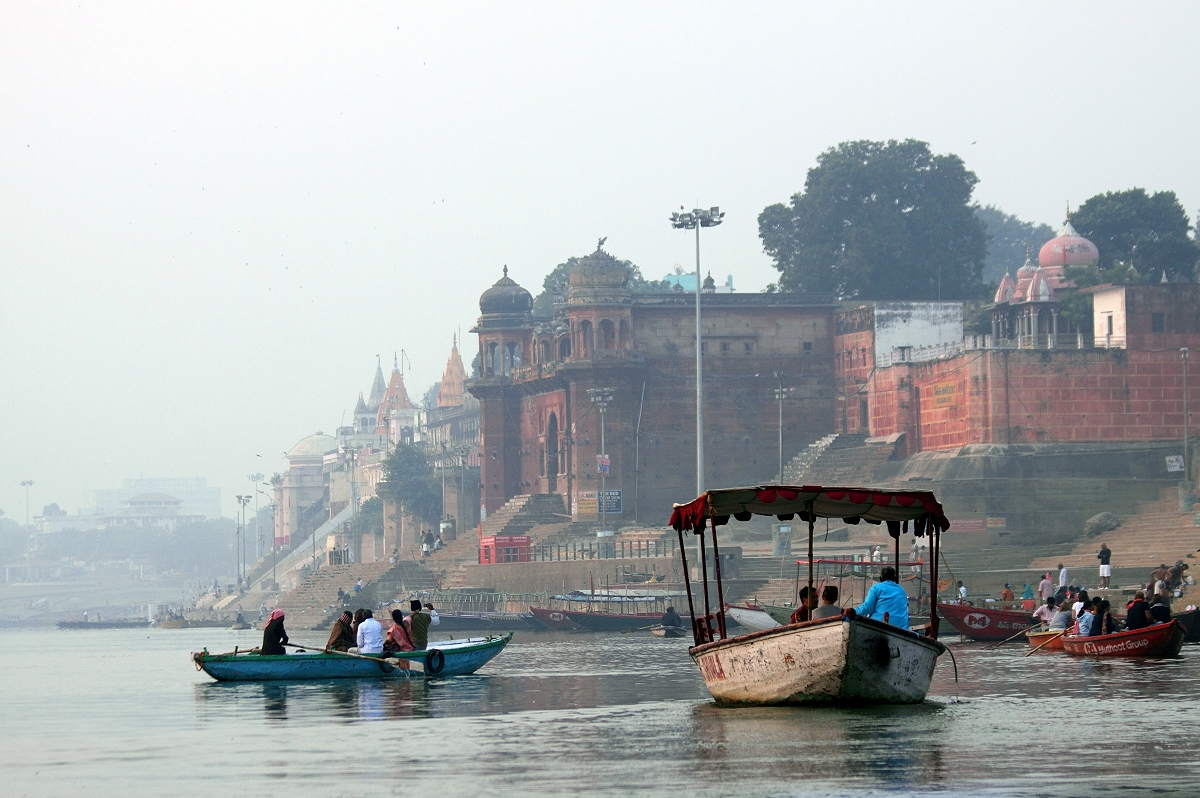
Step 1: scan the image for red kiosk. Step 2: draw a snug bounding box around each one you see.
[479,535,532,564]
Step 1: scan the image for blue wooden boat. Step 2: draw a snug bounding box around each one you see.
[192,633,512,681]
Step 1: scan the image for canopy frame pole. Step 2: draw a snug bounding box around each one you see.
[894,524,902,576]
[806,500,815,619]
[929,520,940,640]
[709,516,727,640]
[677,527,699,645]
[698,524,712,644]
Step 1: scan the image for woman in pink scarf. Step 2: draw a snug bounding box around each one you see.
[383,608,415,654]
[261,608,288,655]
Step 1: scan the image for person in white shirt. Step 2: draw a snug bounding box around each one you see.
[1058,564,1068,589]
[356,609,384,654]
[426,603,440,627]
[957,581,968,602]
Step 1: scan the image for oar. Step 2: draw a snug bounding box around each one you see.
[1024,631,1065,657]
[284,642,405,670]
[987,626,1035,650]
[621,624,664,634]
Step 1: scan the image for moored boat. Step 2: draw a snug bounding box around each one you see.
[726,604,780,632]
[193,633,512,681]
[937,602,1034,641]
[1172,607,1200,643]
[1025,628,1065,651]
[528,606,582,631]
[563,609,669,632]
[1061,620,1184,658]
[669,484,952,707]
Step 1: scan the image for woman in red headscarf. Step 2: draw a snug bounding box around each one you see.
[261,608,288,655]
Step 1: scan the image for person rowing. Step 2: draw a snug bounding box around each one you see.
[261,609,288,655]
[661,606,683,628]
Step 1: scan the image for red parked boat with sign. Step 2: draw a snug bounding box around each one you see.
[1061,620,1185,658]
[937,602,1034,642]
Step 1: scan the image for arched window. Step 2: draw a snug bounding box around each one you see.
[599,319,616,349]
[540,339,551,363]
[559,337,571,360]
[486,342,499,375]
[618,319,630,349]
[503,342,521,375]
[580,321,594,356]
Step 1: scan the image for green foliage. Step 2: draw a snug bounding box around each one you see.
[1056,290,1094,337]
[378,442,443,526]
[758,139,988,300]
[976,205,1055,285]
[421,381,441,409]
[41,503,66,517]
[532,255,672,318]
[1070,189,1199,282]
[351,496,384,537]
[964,304,994,337]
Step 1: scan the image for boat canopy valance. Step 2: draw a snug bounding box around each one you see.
[669,485,950,536]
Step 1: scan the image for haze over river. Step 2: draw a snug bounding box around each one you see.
[2,626,1197,796]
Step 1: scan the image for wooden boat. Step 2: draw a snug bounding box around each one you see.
[937,602,1034,641]
[652,626,686,638]
[1061,620,1185,658]
[669,484,952,707]
[563,609,669,632]
[528,606,582,631]
[726,604,781,632]
[430,611,539,631]
[159,619,189,629]
[193,633,512,681]
[1025,628,1066,651]
[1172,607,1200,643]
[691,615,944,706]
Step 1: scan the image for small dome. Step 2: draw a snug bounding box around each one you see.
[1027,269,1054,302]
[568,247,629,290]
[480,266,533,315]
[1039,221,1099,268]
[288,433,336,460]
[994,271,1016,304]
[1016,256,1038,280]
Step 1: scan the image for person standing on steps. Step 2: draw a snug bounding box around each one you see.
[1097,544,1112,589]
[1058,563,1069,590]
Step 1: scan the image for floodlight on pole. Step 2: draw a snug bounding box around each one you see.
[669,206,724,498]
[20,480,33,561]
[588,387,616,537]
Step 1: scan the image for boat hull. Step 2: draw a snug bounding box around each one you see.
[1025,629,1065,651]
[1172,608,1200,643]
[937,602,1033,641]
[194,633,512,681]
[528,606,582,631]
[564,610,667,632]
[690,616,944,706]
[652,626,685,638]
[1061,621,1184,658]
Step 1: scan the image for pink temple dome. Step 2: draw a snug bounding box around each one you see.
[1039,221,1099,268]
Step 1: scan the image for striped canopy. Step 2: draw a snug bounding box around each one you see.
[669,485,950,535]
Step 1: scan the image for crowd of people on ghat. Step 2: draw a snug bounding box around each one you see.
[257,600,441,657]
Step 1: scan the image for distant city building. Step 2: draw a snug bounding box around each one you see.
[93,477,222,519]
[662,265,735,293]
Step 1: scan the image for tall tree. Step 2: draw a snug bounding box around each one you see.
[759,139,988,300]
[1070,189,1198,282]
[378,442,442,527]
[976,206,1055,285]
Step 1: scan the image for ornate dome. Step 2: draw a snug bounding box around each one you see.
[994,270,1016,304]
[479,266,533,315]
[288,433,336,460]
[1039,221,1099,268]
[568,245,629,291]
[1016,256,1038,281]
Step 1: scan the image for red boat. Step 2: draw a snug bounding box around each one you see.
[1061,620,1185,658]
[529,606,582,631]
[937,602,1034,641]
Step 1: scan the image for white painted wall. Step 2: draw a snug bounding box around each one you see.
[872,302,964,359]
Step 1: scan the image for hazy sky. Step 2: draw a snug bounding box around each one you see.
[3,3,1197,519]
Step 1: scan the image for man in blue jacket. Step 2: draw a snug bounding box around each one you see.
[856,566,911,630]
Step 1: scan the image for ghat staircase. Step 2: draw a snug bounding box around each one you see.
[783,433,903,486]
[271,560,437,629]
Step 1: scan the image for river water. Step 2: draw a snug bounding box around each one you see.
[2,625,1198,797]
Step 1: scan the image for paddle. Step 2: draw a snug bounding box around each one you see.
[987,626,1035,650]
[621,624,664,634]
[283,642,407,671]
[1024,631,1065,656]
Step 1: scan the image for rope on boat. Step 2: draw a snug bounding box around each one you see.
[944,645,960,702]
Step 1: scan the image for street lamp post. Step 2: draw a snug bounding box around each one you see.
[1184,348,1190,483]
[774,372,792,484]
[236,494,251,584]
[248,473,264,561]
[20,480,33,562]
[670,206,724,499]
[588,387,615,536]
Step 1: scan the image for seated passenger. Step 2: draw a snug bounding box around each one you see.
[661,606,683,628]
[1090,599,1117,636]
[811,585,843,620]
[407,599,433,650]
[1032,597,1057,627]
[383,608,415,654]
[789,586,814,624]
[855,566,910,630]
[1047,601,1075,631]
[326,610,355,652]
[355,609,384,655]
[1125,592,1155,630]
[1075,600,1095,636]
[261,609,288,655]
[1149,595,1172,624]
